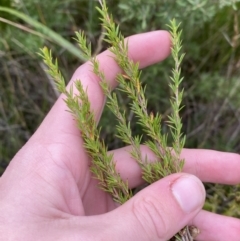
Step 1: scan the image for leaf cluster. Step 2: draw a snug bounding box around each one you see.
[95,1,185,183]
[39,46,132,204]
[40,0,192,239]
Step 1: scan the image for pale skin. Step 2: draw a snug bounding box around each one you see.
[0,31,240,241]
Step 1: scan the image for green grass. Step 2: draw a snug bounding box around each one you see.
[0,0,240,217]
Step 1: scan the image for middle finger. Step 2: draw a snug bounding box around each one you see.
[112,146,240,188]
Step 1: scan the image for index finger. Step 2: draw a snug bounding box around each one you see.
[37,31,171,139]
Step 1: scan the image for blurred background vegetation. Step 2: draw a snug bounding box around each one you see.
[0,0,240,217]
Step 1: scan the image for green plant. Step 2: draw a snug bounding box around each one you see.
[1,0,240,238]
[40,0,199,240]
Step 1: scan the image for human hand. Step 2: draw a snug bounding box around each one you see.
[0,31,239,241]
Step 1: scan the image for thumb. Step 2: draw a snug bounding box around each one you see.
[104,173,206,241]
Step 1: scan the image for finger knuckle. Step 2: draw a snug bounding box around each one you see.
[132,195,169,240]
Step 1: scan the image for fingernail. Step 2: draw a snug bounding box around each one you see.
[171,175,205,213]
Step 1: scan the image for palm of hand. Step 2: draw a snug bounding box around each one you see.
[0,128,116,240]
